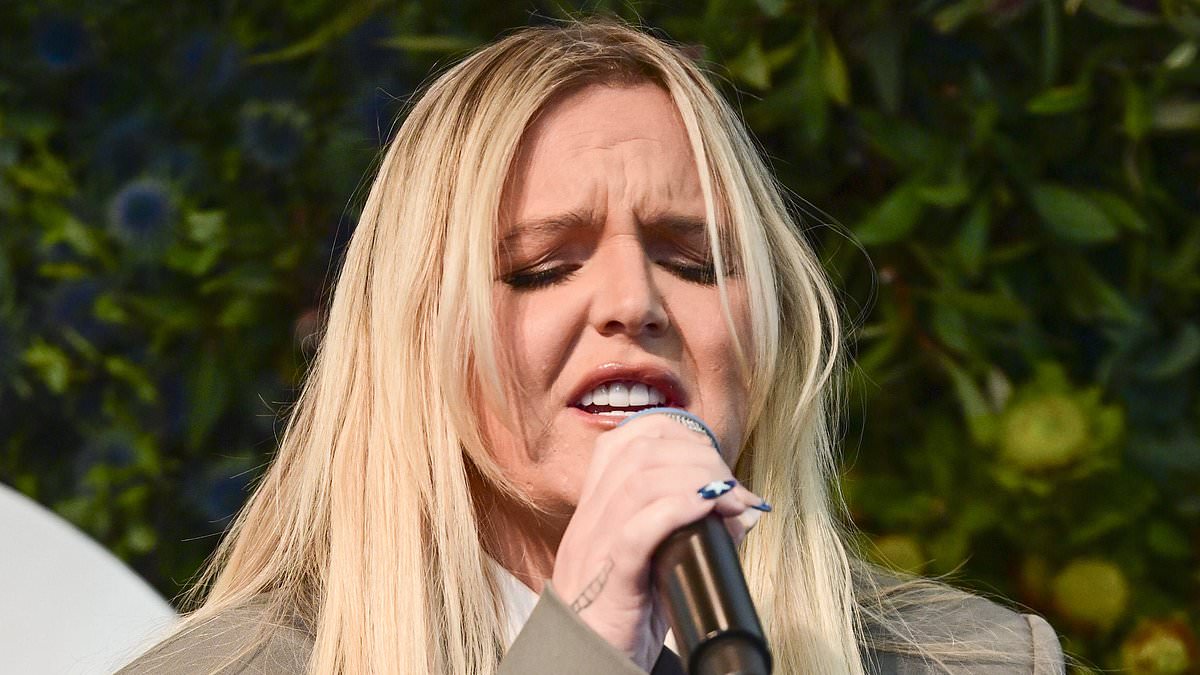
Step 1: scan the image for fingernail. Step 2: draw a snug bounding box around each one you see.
[736,508,763,533]
[698,479,737,499]
[750,500,773,512]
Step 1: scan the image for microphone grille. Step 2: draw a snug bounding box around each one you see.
[618,406,720,453]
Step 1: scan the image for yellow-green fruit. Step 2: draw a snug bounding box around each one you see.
[1120,618,1196,674]
[1051,558,1129,632]
[874,534,925,574]
[1000,394,1089,471]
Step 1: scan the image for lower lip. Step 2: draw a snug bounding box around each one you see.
[567,404,678,429]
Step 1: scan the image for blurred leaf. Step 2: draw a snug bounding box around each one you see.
[187,351,229,449]
[165,243,223,276]
[1123,79,1152,141]
[932,0,988,33]
[22,340,70,393]
[1143,323,1200,379]
[9,151,73,195]
[1082,0,1162,26]
[1068,509,1131,546]
[93,294,128,325]
[765,40,801,70]
[246,1,383,64]
[1163,41,1197,69]
[754,0,788,18]
[798,34,829,143]
[1146,521,1191,559]
[858,111,943,169]
[822,32,851,106]
[1029,183,1119,244]
[931,304,971,353]
[917,169,971,207]
[104,356,157,403]
[1027,84,1092,115]
[1152,100,1200,131]
[125,523,157,554]
[939,355,998,445]
[1054,254,1140,323]
[1090,191,1149,233]
[1040,0,1061,86]
[729,38,772,90]
[185,211,226,245]
[927,288,1030,321]
[378,34,481,53]
[854,181,924,245]
[955,198,990,277]
[858,24,903,114]
[1164,8,1200,39]
[219,296,257,328]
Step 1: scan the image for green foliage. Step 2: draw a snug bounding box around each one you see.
[0,0,1197,669]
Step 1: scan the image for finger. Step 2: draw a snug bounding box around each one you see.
[579,437,732,509]
[724,508,762,546]
[578,463,732,543]
[707,483,772,517]
[612,492,719,583]
[585,415,715,492]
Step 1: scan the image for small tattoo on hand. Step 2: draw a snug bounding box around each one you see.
[570,556,615,613]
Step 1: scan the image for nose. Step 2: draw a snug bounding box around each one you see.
[589,238,670,338]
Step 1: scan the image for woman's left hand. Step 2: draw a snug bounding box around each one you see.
[549,413,766,670]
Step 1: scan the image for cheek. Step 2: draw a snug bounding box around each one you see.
[675,283,751,455]
[501,292,581,398]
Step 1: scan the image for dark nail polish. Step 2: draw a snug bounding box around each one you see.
[750,501,773,512]
[698,479,736,499]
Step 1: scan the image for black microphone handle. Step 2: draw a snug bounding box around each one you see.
[652,513,772,675]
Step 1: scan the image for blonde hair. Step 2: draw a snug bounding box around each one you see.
[159,18,1035,674]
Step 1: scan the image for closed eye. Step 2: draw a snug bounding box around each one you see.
[500,264,581,290]
[660,261,718,285]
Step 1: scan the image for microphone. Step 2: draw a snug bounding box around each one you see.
[618,408,772,675]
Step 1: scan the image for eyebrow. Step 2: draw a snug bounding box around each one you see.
[500,211,711,250]
[500,210,597,250]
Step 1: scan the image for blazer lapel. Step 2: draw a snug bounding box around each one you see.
[652,646,686,675]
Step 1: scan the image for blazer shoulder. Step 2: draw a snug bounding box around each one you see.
[116,596,313,675]
[861,572,1064,674]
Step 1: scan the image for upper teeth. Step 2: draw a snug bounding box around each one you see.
[580,381,667,408]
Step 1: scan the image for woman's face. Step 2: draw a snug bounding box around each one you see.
[482,82,750,512]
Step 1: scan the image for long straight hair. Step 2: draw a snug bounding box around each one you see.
[165,19,1023,674]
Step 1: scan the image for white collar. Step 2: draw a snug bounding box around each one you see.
[488,557,678,654]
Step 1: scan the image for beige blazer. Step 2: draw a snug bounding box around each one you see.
[117,583,1064,674]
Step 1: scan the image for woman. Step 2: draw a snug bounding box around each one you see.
[120,19,1064,674]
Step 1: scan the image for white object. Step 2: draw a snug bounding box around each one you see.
[0,482,178,674]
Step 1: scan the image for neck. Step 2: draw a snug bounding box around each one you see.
[473,479,571,594]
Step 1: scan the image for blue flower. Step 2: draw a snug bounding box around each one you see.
[175,31,241,97]
[34,15,92,71]
[107,178,177,252]
[239,101,311,169]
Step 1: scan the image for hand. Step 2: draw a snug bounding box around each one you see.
[550,414,768,671]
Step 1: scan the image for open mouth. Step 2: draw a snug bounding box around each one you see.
[571,380,672,417]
